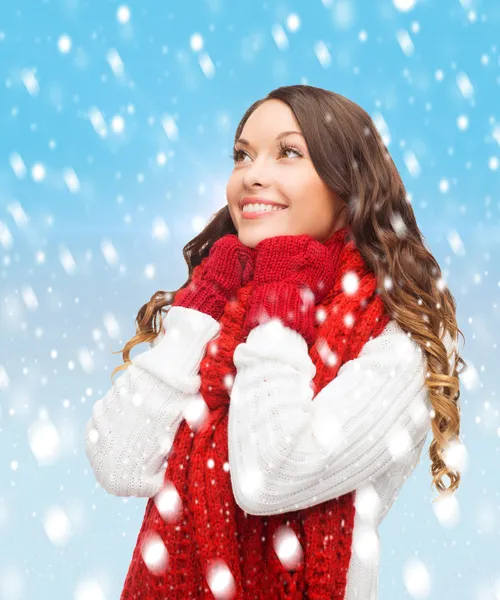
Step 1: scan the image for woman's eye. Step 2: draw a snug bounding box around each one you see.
[282,147,300,158]
[232,149,249,163]
[231,145,301,163]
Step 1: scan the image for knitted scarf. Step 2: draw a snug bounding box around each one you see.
[120,226,391,599]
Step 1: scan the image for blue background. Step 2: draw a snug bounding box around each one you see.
[0,0,499,598]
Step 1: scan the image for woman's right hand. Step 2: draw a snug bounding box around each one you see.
[173,234,256,320]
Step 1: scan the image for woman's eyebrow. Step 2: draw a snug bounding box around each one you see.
[235,130,304,147]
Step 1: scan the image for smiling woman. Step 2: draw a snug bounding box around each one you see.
[226,100,349,249]
[85,84,466,599]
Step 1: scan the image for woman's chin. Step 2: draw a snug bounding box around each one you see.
[237,228,288,249]
[237,235,258,249]
[236,228,271,249]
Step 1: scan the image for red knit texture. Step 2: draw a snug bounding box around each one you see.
[242,233,345,346]
[174,234,255,321]
[120,226,391,599]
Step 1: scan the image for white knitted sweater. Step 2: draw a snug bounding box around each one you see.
[85,305,457,600]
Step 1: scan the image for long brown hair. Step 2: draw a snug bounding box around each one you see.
[111,84,466,501]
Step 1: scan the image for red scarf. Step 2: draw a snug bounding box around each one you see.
[120,227,390,599]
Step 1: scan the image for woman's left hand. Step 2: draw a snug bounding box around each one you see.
[252,234,338,305]
[242,234,340,345]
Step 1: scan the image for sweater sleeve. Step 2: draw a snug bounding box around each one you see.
[84,306,220,498]
[228,319,457,516]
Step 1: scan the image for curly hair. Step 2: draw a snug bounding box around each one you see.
[110,84,466,502]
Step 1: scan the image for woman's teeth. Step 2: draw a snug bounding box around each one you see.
[242,203,286,214]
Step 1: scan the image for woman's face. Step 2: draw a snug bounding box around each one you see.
[226,99,348,249]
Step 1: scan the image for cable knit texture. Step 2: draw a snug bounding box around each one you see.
[120,226,391,599]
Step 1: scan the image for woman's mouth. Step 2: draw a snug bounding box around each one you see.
[241,204,288,220]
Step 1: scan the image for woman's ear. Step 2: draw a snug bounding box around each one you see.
[336,203,349,228]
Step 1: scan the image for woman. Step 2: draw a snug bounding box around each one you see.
[85,85,466,599]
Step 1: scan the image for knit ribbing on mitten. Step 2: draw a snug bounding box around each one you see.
[243,281,317,346]
[173,278,228,322]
